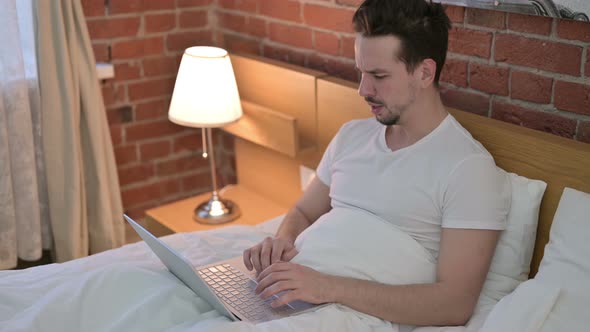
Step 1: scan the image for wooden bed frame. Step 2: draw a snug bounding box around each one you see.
[224,53,590,277]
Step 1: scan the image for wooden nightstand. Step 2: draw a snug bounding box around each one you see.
[143,185,289,237]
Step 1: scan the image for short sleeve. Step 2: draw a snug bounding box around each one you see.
[442,155,511,230]
[315,126,345,187]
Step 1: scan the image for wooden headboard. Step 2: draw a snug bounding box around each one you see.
[225,53,590,277]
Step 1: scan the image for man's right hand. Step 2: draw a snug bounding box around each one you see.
[243,237,299,274]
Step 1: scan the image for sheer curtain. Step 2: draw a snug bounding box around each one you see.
[0,0,125,269]
[0,0,51,269]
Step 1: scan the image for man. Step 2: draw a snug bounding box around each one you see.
[243,0,511,326]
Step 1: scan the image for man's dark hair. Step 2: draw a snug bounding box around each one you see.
[352,0,451,86]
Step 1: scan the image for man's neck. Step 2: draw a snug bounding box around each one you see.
[385,90,448,152]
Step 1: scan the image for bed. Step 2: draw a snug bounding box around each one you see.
[1,54,589,332]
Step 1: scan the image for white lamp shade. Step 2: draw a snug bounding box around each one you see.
[168,46,243,128]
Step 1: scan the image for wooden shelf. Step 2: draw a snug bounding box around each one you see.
[144,185,289,236]
[223,101,314,158]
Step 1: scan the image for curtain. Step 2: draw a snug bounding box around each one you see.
[34,0,125,263]
[0,0,51,270]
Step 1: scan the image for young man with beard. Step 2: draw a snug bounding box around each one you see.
[244,0,511,326]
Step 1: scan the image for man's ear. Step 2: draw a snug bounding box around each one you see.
[418,58,436,88]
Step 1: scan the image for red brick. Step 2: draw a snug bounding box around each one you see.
[218,0,257,12]
[262,44,306,67]
[495,34,582,76]
[156,155,209,176]
[181,172,212,192]
[260,0,301,23]
[469,63,509,96]
[127,77,175,101]
[113,62,141,82]
[341,36,355,59]
[466,8,505,29]
[111,37,165,60]
[109,0,142,14]
[444,5,464,23]
[448,27,492,58]
[218,13,266,37]
[135,98,170,120]
[106,106,133,124]
[222,34,260,55]
[315,31,340,56]
[335,0,362,6]
[586,52,590,77]
[101,83,126,108]
[166,31,213,52]
[140,140,171,161]
[144,0,175,11]
[121,182,160,207]
[114,145,138,166]
[142,56,180,77]
[304,4,355,33]
[269,23,313,49]
[307,54,358,82]
[507,13,552,36]
[557,19,590,42]
[179,10,209,29]
[578,121,590,144]
[554,81,590,116]
[125,120,184,142]
[92,43,110,62]
[173,131,203,153]
[440,88,489,116]
[491,100,577,138]
[510,71,552,104]
[110,125,123,146]
[145,13,176,33]
[440,58,468,88]
[81,0,105,17]
[178,0,213,7]
[87,17,140,39]
[118,164,155,186]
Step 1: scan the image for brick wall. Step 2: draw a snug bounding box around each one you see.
[84,1,590,219]
[82,0,236,220]
[215,1,590,143]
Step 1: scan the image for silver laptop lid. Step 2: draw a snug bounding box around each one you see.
[123,214,238,321]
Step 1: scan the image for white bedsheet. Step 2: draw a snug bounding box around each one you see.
[0,215,495,332]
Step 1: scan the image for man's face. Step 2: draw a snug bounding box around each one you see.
[354,35,419,126]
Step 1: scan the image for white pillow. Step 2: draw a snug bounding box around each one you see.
[480,170,547,302]
[480,278,561,332]
[534,187,590,331]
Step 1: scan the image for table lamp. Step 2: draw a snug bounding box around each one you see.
[168,46,242,224]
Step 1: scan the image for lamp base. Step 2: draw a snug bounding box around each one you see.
[193,194,241,225]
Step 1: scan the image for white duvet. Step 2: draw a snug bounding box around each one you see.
[0,211,494,332]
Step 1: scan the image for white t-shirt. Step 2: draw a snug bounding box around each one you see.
[316,115,511,258]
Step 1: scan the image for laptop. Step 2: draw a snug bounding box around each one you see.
[123,214,320,323]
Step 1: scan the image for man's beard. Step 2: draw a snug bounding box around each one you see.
[376,109,400,126]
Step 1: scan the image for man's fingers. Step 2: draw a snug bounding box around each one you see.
[281,247,299,262]
[255,270,290,294]
[243,248,253,271]
[259,280,297,300]
[250,245,262,273]
[272,290,301,308]
[256,261,292,283]
[270,240,284,265]
[260,237,273,272]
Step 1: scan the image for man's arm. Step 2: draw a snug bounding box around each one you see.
[243,177,331,272]
[257,228,500,326]
[275,177,332,243]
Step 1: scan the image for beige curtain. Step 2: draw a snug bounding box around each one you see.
[0,0,51,270]
[35,0,125,262]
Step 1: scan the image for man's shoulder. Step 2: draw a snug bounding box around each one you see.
[339,117,379,135]
[441,115,493,160]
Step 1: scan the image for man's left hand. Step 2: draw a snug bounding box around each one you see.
[255,261,334,308]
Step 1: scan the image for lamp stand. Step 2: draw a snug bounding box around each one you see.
[194,128,240,224]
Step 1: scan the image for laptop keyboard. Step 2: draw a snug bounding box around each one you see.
[197,263,293,322]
